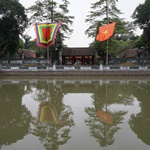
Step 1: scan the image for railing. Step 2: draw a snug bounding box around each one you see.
[1,58,150,71]
[109,58,150,65]
[0,59,47,65]
[1,57,150,66]
[0,64,150,71]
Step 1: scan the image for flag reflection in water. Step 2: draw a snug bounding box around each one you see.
[38,102,62,125]
[96,109,113,125]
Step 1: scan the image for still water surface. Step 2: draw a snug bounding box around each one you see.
[0,77,150,150]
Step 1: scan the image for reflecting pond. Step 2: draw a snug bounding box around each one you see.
[0,77,150,150]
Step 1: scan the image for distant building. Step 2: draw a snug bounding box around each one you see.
[109,48,150,66]
[18,49,36,59]
[120,48,144,58]
[0,49,36,60]
[60,47,99,65]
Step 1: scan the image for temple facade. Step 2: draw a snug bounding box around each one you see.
[59,47,99,65]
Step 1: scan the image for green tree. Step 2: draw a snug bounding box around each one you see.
[27,0,74,64]
[132,0,150,52]
[85,0,136,64]
[27,39,46,58]
[27,0,74,41]
[85,0,122,38]
[22,35,32,49]
[0,0,28,58]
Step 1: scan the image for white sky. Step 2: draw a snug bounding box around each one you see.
[19,0,145,47]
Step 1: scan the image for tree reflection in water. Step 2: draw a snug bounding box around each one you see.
[129,84,150,145]
[1,78,150,149]
[0,84,31,147]
[85,84,135,147]
[29,81,75,150]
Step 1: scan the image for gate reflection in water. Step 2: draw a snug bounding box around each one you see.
[0,78,150,150]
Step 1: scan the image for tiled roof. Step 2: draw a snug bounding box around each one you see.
[19,49,36,58]
[120,48,144,58]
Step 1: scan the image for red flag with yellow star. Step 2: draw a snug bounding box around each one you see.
[96,22,116,42]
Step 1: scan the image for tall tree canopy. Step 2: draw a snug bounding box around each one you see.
[0,0,28,58]
[85,0,137,64]
[27,0,74,64]
[85,0,122,38]
[132,0,150,52]
[27,0,74,42]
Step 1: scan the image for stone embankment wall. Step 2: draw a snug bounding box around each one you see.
[1,65,150,76]
[1,71,150,76]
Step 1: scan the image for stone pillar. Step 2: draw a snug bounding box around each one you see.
[59,50,62,65]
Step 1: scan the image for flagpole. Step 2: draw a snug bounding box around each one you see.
[106,41,109,65]
[49,0,54,65]
[106,0,109,65]
[47,47,49,65]
[47,0,53,65]
[46,0,50,65]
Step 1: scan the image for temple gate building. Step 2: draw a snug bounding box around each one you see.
[60,47,99,65]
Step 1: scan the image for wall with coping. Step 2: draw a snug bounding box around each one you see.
[1,65,150,76]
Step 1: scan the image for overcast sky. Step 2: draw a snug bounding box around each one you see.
[19,0,145,47]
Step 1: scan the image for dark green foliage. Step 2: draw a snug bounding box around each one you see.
[85,0,122,39]
[27,0,74,63]
[0,0,28,58]
[132,0,150,52]
[27,0,74,42]
[85,0,139,64]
